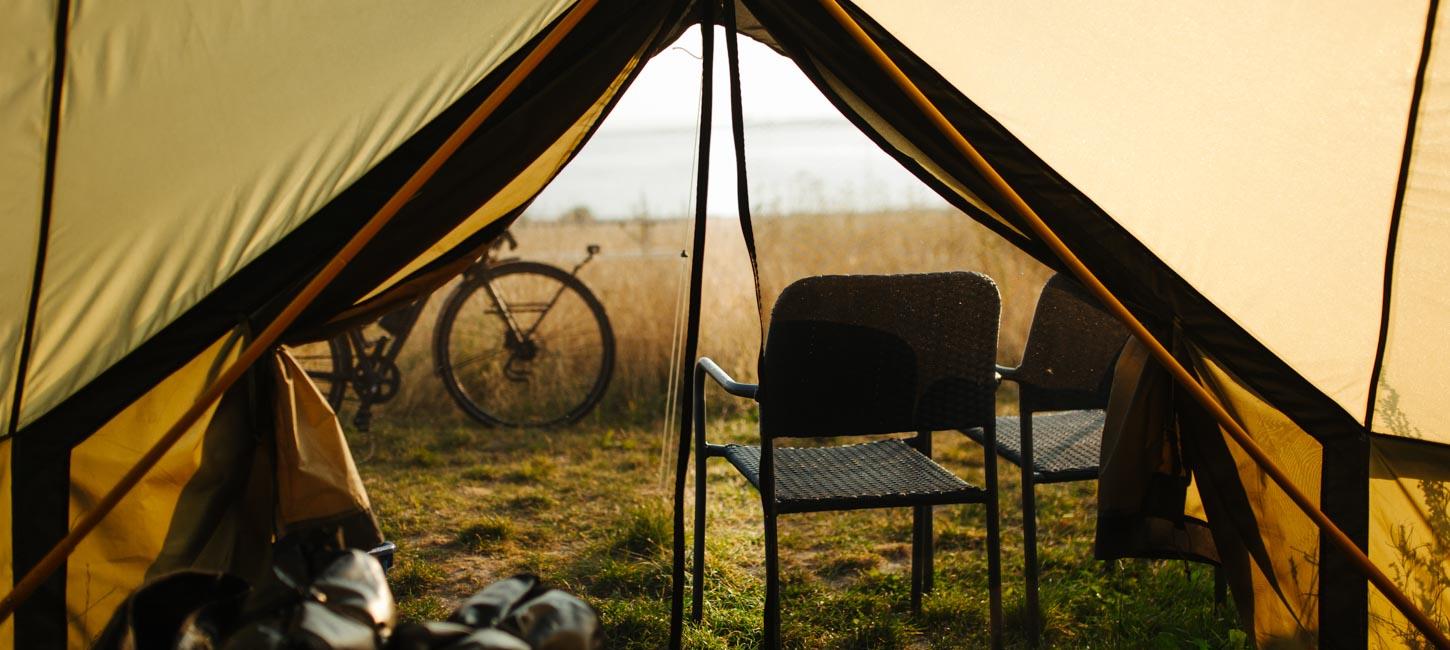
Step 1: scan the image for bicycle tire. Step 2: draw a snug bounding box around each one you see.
[292,335,352,411]
[434,261,615,428]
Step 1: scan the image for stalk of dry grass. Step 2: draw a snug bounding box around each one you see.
[367,208,1049,426]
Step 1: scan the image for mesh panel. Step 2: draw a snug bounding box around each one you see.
[1190,350,1322,646]
[1369,437,1450,648]
[759,272,999,438]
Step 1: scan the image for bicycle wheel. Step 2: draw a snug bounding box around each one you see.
[434,261,615,428]
[290,335,351,410]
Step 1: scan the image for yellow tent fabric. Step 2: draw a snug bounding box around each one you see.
[1,0,575,434]
[847,0,1427,434]
[737,1,1450,644]
[1369,437,1450,646]
[272,349,376,540]
[5,0,1450,647]
[0,0,52,440]
[1377,4,1450,446]
[64,333,250,647]
[2,1,686,646]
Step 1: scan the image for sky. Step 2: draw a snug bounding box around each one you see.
[602,26,843,130]
[523,26,948,220]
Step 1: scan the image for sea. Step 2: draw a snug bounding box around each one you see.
[523,119,950,221]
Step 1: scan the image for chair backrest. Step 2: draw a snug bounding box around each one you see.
[1013,274,1130,411]
[758,272,1000,439]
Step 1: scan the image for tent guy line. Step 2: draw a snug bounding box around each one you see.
[813,0,1450,646]
[0,0,601,627]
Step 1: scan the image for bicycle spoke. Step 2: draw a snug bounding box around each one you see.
[436,260,613,428]
[446,347,515,371]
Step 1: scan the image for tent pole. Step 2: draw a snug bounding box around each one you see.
[0,0,599,625]
[814,0,1449,646]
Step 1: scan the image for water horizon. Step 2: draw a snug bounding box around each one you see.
[522,118,951,222]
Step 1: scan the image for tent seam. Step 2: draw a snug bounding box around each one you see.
[1365,0,1440,433]
[8,0,70,437]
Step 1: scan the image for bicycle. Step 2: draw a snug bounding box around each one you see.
[293,231,615,441]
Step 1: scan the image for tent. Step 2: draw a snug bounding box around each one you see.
[2,0,1447,647]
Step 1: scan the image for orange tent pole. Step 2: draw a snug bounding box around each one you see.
[0,0,599,625]
[815,0,1448,646]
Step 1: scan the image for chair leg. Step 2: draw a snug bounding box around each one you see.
[924,505,935,593]
[1214,565,1227,606]
[1015,407,1040,645]
[691,366,710,624]
[985,432,1003,649]
[764,511,781,649]
[914,431,935,599]
[922,432,933,594]
[1023,478,1040,646]
[987,496,1002,649]
[911,505,925,614]
[692,439,707,621]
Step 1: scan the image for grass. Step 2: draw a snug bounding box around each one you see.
[331,211,1241,647]
[456,516,513,552]
[358,417,1242,649]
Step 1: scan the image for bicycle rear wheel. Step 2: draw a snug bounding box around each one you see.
[434,261,614,428]
[290,336,351,410]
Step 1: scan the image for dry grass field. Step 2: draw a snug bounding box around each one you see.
[368,209,1051,425]
[341,210,1242,648]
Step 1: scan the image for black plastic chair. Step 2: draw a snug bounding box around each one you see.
[962,273,1128,643]
[688,272,1003,649]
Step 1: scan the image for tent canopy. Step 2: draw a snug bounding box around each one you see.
[3,1,1448,647]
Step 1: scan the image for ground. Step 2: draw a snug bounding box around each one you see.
[356,415,1243,649]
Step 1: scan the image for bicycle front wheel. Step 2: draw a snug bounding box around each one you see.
[434,261,615,428]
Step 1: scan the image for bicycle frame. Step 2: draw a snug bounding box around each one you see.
[474,243,601,346]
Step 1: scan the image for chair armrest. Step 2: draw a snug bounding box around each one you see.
[694,358,757,459]
[995,364,1018,384]
[697,357,758,400]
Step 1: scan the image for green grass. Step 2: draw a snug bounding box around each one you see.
[356,416,1241,648]
[456,516,513,553]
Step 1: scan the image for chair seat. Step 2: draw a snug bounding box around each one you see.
[964,410,1104,483]
[720,439,987,514]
